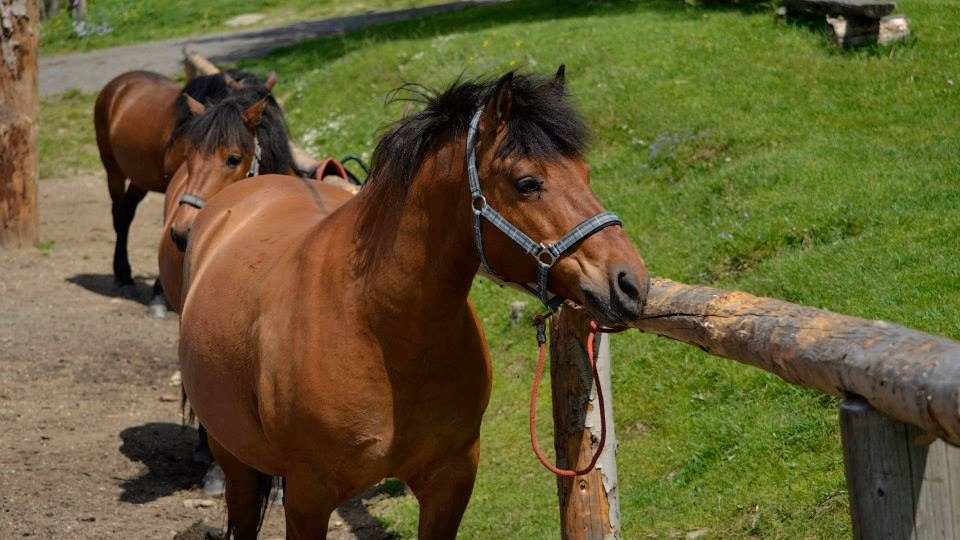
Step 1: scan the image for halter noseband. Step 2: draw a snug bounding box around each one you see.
[466,107,622,311]
[178,135,261,210]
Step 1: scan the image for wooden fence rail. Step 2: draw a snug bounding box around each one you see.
[552,278,960,540]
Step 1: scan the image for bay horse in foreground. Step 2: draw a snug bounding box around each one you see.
[179,67,649,538]
[93,69,275,310]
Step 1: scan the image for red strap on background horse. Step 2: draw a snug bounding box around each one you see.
[529,317,628,477]
[313,158,349,181]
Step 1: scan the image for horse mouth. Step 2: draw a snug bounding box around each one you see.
[581,287,637,328]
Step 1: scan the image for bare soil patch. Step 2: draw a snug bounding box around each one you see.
[0,177,393,539]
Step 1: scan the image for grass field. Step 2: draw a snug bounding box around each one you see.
[40,0,443,54]
[39,0,960,537]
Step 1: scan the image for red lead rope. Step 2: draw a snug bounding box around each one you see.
[529,316,627,477]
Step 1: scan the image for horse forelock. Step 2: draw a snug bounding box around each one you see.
[182,88,294,175]
[353,71,589,274]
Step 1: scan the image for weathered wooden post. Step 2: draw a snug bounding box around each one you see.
[840,398,960,540]
[549,305,620,540]
[0,0,39,248]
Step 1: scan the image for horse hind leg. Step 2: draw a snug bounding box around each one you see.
[111,182,147,299]
[207,436,272,540]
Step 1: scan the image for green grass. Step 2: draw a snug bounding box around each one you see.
[38,0,960,537]
[39,90,99,179]
[40,0,444,55]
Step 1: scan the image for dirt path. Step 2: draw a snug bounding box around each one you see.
[0,177,395,539]
[39,1,496,96]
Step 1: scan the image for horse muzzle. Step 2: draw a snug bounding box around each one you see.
[171,225,190,253]
[581,265,649,327]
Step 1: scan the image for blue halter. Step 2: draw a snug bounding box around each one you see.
[466,107,623,311]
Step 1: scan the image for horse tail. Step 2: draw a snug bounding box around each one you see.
[226,471,275,539]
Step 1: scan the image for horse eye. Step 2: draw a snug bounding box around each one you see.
[225,155,242,168]
[515,176,543,195]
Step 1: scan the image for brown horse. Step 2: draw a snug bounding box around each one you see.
[93,69,275,309]
[179,68,649,538]
[158,87,296,314]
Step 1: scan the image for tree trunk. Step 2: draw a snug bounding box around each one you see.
[0,0,39,248]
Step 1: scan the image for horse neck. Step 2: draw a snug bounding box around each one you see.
[345,144,478,331]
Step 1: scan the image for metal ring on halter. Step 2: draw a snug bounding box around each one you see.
[178,193,206,209]
[471,195,487,215]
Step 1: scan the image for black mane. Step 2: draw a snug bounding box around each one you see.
[171,70,264,137]
[366,72,588,203]
[180,85,294,175]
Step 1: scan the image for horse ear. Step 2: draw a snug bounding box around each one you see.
[554,64,566,87]
[185,94,205,116]
[224,73,244,91]
[241,97,269,129]
[264,71,278,91]
[491,71,514,126]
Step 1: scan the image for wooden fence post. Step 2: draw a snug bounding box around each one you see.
[840,398,960,539]
[550,305,621,540]
[0,0,39,248]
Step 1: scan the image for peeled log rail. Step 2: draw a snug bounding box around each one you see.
[632,278,960,447]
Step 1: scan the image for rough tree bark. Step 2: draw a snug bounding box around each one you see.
[632,279,960,447]
[0,0,39,248]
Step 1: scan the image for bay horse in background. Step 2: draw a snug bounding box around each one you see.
[93,69,276,313]
[178,67,649,538]
[158,87,296,313]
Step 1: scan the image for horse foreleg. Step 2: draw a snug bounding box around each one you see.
[111,183,147,298]
[283,472,339,539]
[208,436,272,540]
[407,440,480,540]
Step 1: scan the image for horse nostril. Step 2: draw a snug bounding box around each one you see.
[617,270,640,302]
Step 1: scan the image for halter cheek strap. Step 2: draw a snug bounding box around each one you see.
[247,136,262,178]
[466,107,622,310]
[178,135,261,209]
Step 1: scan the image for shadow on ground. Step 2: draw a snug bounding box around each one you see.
[67,273,156,306]
[119,422,206,503]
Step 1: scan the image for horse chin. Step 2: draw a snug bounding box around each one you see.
[580,287,635,328]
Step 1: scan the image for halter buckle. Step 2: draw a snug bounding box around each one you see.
[535,244,558,268]
[471,195,487,215]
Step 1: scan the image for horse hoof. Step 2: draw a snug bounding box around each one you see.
[148,296,168,319]
[270,477,284,506]
[202,463,225,498]
[118,284,138,299]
